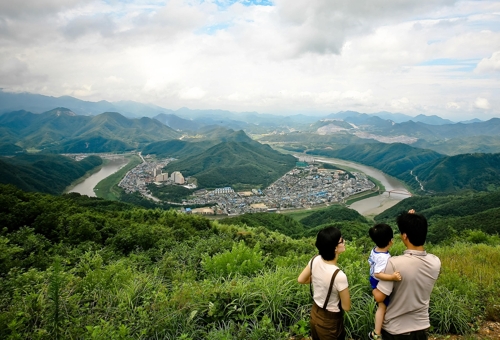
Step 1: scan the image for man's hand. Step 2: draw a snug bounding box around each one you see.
[408,209,415,214]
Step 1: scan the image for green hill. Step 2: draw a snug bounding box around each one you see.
[408,153,500,193]
[0,154,102,195]
[374,190,500,243]
[164,131,297,189]
[0,108,181,150]
[307,142,443,178]
[300,205,369,227]
[43,136,134,153]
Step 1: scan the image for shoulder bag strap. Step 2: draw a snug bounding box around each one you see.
[322,268,341,310]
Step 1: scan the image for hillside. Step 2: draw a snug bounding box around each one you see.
[0,108,181,150]
[306,142,444,178]
[0,154,102,195]
[413,135,500,155]
[0,184,499,339]
[374,190,500,243]
[164,131,297,189]
[408,153,500,193]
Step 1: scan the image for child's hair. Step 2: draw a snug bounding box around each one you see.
[315,226,342,261]
[369,223,394,248]
[396,211,428,246]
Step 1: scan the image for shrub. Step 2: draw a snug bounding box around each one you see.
[202,241,264,277]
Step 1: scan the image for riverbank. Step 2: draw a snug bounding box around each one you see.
[94,154,142,200]
[63,158,109,194]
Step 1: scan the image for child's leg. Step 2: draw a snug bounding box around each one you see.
[374,302,386,335]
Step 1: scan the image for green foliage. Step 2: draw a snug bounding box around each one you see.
[219,213,306,238]
[0,184,499,339]
[0,109,181,150]
[412,153,500,193]
[203,242,264,277]
[0,154,102,195]
[164,131,296,189]
[306,142,443,178]
[300,205,369,228]
[148,183,194,203]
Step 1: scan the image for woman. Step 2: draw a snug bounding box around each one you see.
[298,226,351,340]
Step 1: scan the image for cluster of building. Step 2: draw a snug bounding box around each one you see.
[116,154,375,216]
[180,164,375,216]
[118,156,190,197]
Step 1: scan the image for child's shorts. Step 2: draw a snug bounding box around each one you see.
[369,276,391,306]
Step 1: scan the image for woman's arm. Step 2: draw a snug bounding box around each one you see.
[297,264,311,284]
[338,287,351,311]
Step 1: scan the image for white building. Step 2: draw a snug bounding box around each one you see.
[171,171,185,184]
[155,173,169,182]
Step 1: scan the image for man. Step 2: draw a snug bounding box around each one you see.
[372,210,441,340]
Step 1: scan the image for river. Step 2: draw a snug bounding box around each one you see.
[313,156,410,217]
[66,157,130,197]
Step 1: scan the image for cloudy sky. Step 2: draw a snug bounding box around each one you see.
[1,0,499,120]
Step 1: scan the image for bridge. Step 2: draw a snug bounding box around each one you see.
[380,189,412,197]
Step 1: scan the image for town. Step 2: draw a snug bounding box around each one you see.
[118,155,376,216]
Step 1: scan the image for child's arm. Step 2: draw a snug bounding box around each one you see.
[374,271,402,282]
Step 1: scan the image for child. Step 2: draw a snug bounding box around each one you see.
[368,223,402,340]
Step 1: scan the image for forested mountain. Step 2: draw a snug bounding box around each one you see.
[407,153,500,193]
[164,131,296,189]
[306,143,443,178]
[0,108,180,152]
[0,154,102,195]
[374,190,500,243]
[412,135,500,155]
[381,118,500,141]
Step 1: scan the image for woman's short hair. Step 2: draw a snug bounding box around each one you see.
[315,226,342,261]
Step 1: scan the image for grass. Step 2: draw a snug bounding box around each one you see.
[94,154,142,200]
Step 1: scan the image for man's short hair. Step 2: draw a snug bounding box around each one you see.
[315,226,342,261]
[369,223,394,248]
[396,211,428,246]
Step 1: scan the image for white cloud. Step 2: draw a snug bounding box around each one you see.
[475,51,500,73]
[474,97,490,110]
[0,0,500,119]
[179,87,206,100]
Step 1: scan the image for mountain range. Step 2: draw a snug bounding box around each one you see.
[0,108,180,152]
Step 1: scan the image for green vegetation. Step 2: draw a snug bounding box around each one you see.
[94,155,142,200]
[374,190,500,244]
[147,183,195,203]
[413,135,500,156]
[0,108,180,151]
[0,184,498,339]
[142,139,216,158]
[164,131,296,189]
[219,212,306,238]
[0,154,102,195]
[307,142,443,179]
[300,205,369,227]
[408,153,500,193]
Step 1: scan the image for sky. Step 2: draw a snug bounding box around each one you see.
[1,0,499,121]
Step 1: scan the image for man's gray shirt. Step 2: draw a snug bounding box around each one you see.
[377,249,441,335]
